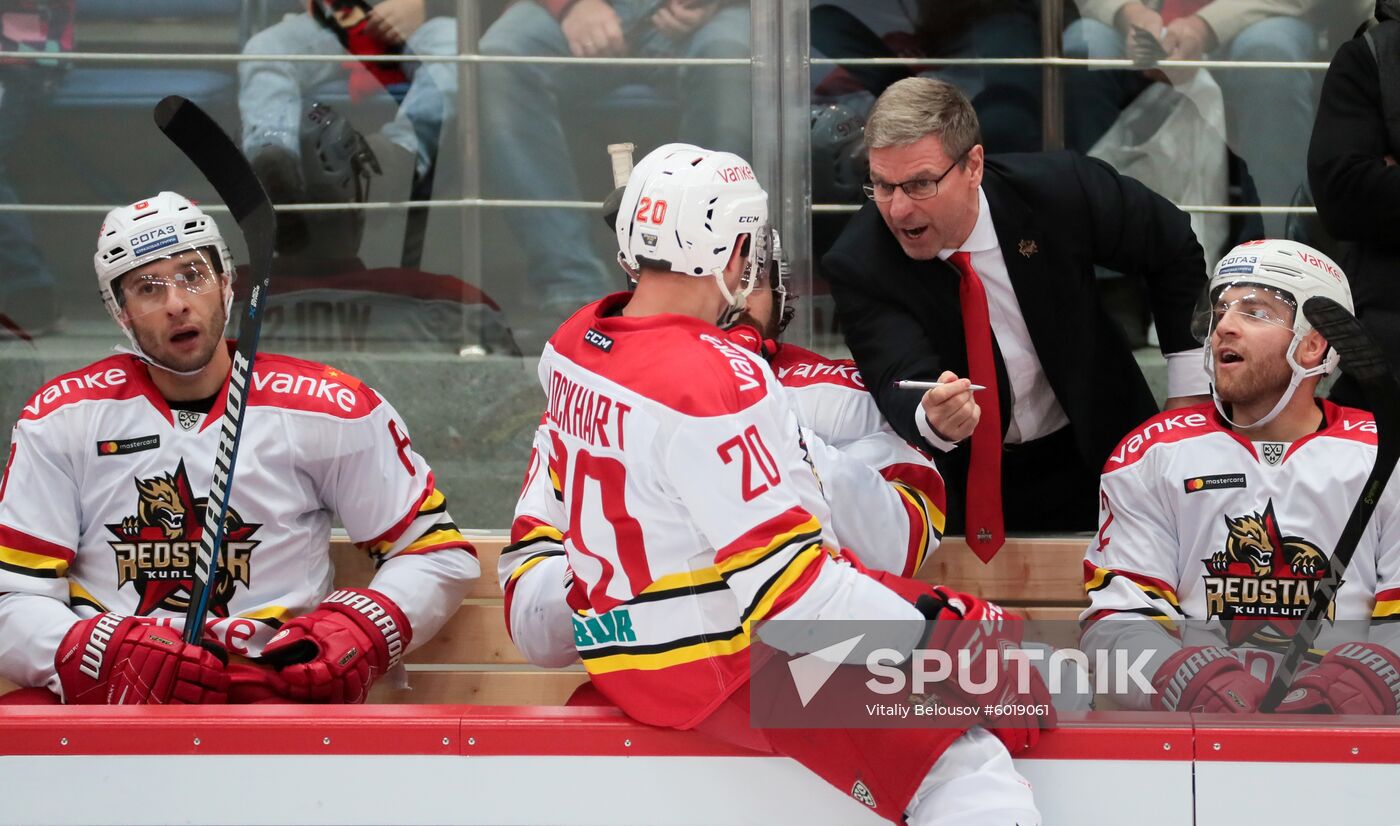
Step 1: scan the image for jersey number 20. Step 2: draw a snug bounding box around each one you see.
[549,432,652,611]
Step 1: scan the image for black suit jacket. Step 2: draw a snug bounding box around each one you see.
[1309,34,1400,403]
[820,151,1207,477]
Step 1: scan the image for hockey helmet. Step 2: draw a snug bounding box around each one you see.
[1193,238,1354,428]
[94,192,235,371]
[614,143,770,322]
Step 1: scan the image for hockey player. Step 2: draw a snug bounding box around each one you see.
[0,192,479,705]
[504,230,945,664]
[504,143,1047,824]
[724,233,945,578]
[1083,238,1400,715]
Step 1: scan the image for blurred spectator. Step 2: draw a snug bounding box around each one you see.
[0,0,72,338]
[820,78,1209,546]
[239,0,459,208]
[1065,0,1360,238]
[808,1,1041,265]
[244,101,518,356]
[1309,1,1400,406]
[811,0,1042,154]
[477,0,751,335]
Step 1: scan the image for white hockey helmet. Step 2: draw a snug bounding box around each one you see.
[615,143,770,322]
[94,192,236,371]
[1194,238,1353,428]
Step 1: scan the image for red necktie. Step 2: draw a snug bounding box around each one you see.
[950,251,1005,562]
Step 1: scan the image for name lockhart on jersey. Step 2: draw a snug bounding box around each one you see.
[547,371,631,449]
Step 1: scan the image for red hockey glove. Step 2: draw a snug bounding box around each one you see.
[915,588,1056,752]
[1151,645,1264,713]
[1275,643,1400,715]
[227,661,295,705]
[260,588,412,703]
[55,614,228,705]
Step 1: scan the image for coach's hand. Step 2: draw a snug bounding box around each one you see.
[921,372,980,443]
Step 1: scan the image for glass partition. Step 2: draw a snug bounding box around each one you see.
[0,0,1380,530]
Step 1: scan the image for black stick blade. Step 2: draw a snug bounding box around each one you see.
[1304,297,1395,384]
[1260,297,1400,710]
[153,95,276,246]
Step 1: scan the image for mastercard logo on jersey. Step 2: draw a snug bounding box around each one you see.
[95,435,160,456]
[1183,473,1246,493]
[100,460,262,617]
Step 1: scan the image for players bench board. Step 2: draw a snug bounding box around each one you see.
[0,535,1091,703]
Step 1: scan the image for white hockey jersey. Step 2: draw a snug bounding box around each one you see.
[769,340,944,576]
[0,347,480,695]
[501,295,922,728]
[501,331,946,672]
[1082,401,1400,704]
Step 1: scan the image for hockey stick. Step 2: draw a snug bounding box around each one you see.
[153,95,277,645]
[1260,296,1400,711]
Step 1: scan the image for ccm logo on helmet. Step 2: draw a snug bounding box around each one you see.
[130,224,180,257]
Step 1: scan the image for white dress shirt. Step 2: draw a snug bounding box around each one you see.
[915,188,1207,452]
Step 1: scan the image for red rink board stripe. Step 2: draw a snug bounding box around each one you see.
[1,708,1399,763]
[1193,714,1400,763]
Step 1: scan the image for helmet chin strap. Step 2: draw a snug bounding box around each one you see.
[713,265,758,328]
[1210,334,1325,432]
[113,287,234,379]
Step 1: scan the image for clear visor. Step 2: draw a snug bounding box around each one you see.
[769,229,795,333]
[739,223,773,298]
[1190,281,1298,343]
[114,248,223,323]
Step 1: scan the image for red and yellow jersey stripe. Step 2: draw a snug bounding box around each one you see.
[1083,560,1182,628]
[356,472,474,563]
[879,461,945,577]
[1375,587,1400,622]
[0,524,74,579]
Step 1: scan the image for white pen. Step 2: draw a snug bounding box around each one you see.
[894,380,987,392]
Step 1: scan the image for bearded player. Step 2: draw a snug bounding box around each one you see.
[1083,239,1400,715]
[0,192,478,705]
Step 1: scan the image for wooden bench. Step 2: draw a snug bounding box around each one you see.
[0,535,1091,703]
[370,534,1091,704]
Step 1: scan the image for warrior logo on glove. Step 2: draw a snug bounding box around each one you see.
[1202,499,1329,646]
[104,460,261,615]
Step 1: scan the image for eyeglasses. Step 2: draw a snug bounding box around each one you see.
[120,265,220,312]
[862,151,968,202]
[1209,299,1295,331]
